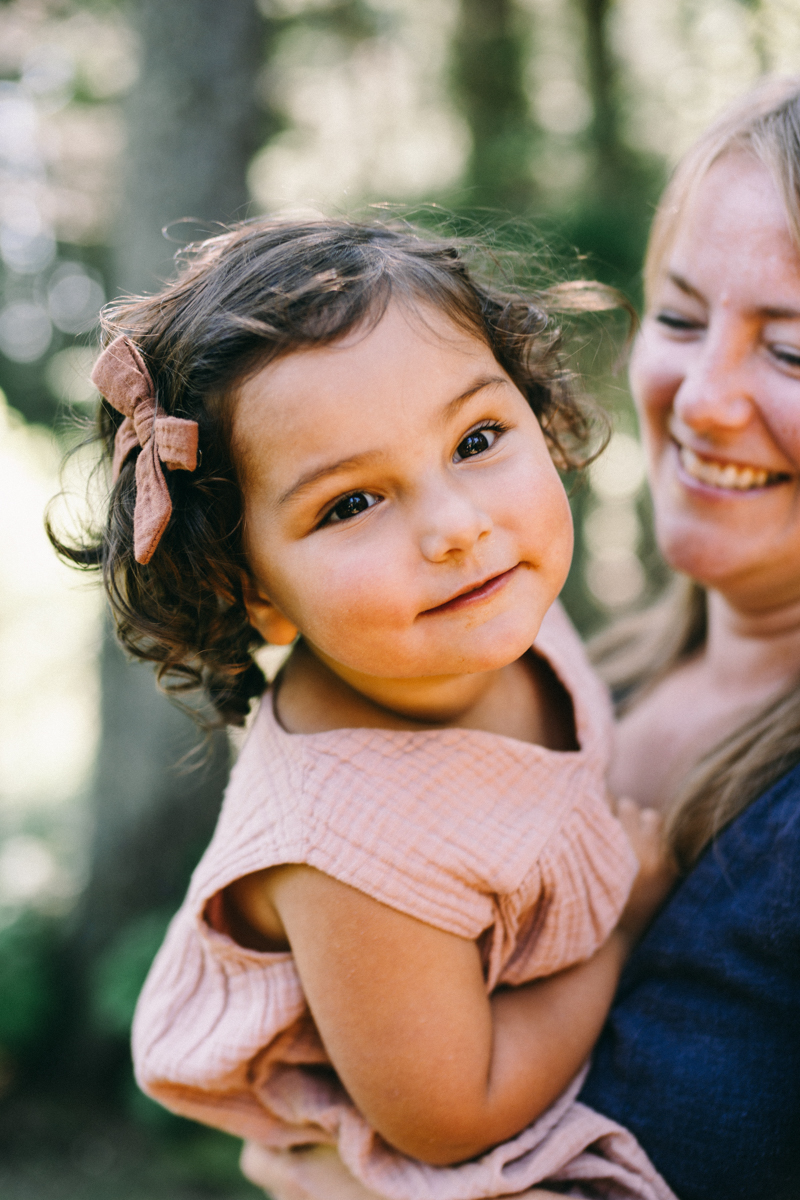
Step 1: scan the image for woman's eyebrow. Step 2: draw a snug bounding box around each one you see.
[667,272,705,303]
[667,272,800,320]
[757,304,800,319]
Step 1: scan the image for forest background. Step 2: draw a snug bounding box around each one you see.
[0,1,797,1197]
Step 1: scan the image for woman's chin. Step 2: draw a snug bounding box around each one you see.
[655,516,800,608]
[656,518,765,591]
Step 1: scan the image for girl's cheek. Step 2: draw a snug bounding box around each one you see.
[306,538,411,628]
[548,488,575,584]
[502,458,572,583]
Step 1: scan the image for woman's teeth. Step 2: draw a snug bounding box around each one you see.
[679,444,781,490]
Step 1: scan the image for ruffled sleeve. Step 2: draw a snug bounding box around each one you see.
[491,790,638,989]
[132,905,330,1145]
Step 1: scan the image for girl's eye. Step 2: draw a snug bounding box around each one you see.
[326,491,380,524]
[454,425,502,462]
[655,310,704,332]
[770,343,800,370]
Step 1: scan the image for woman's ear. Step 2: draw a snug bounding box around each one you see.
[241,575,298,646]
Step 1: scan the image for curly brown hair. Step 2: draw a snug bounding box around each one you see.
[49,216,620,727]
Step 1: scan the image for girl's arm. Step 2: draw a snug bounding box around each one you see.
[227,803,673,1167]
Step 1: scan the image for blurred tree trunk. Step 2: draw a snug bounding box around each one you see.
[554,0,661,297]
[580,0,622,196]
[117,0,266,292]
[70,0,265,1087]
[450,0,538,212]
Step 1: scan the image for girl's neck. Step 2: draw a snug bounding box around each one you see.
[274,639,577,750]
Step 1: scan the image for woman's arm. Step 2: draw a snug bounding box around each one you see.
[227,804,673,1167]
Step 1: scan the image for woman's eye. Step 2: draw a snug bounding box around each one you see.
[770,343,800,370]
[454,426,500,462]
[655,310,703,332]
[326,491,380,524]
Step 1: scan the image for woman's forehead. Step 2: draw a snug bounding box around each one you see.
[653,153,800,297]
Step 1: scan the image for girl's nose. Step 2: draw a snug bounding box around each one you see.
[672,323,755,435]
[417,481,493,563]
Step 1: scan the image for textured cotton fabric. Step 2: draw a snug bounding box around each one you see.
[580,760,800,1200]
[132,603,674,1200]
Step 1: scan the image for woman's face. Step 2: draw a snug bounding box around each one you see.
[632,152,800,611]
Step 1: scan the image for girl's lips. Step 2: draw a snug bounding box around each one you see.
[421,566,519,616]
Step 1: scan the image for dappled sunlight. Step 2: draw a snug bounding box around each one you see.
[249,3,469,210]
[0,391,101,906]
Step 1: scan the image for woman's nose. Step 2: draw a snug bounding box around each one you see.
[417,481,493,563]
[672,322,755,434]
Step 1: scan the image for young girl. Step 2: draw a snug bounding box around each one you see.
[58,219,677,1200]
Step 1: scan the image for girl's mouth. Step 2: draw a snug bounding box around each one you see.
[421,566,518,616]
[677,443,793,492]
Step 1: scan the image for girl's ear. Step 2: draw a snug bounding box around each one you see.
[241,575,298,646]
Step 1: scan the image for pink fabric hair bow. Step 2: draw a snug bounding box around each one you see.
[91,334,199,565]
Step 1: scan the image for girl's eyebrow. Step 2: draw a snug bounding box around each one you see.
[442,375,509,420]
[278,451,381,506]
[278,375,511,507]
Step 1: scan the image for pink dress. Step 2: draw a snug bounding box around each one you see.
[132,603,676,1200]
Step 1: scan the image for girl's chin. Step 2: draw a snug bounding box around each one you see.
[334,631,542,681]
[433,622,547,675]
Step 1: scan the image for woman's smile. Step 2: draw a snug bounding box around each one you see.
[673,440,794,494]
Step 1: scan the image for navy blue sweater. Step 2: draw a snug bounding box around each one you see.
[580,763,800,1200]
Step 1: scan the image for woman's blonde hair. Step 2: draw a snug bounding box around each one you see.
[597,77,800,869]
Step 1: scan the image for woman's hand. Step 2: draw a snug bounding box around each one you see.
[614,798,679,945]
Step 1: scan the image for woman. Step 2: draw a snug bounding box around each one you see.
[578,77,800,1200]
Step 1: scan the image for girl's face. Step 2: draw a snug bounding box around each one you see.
[632,152,800,610]
[232,300,573,685]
